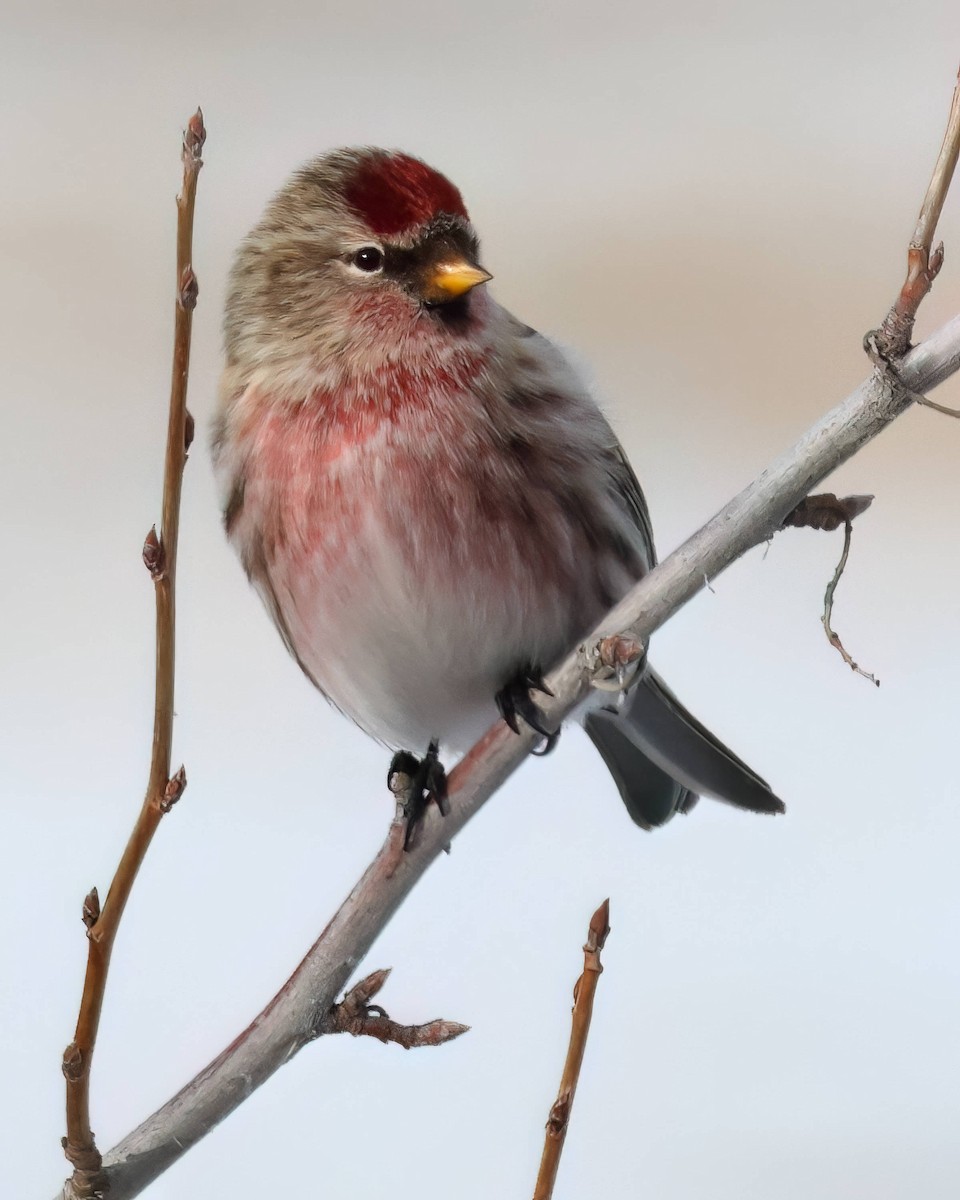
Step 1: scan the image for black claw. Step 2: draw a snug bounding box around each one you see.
[387,750,420,789]
[390,740,449,851]
[496,663,559,750]
[498,702,521,735]
[525,666,554,699]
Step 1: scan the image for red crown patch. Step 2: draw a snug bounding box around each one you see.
[345,152,469,237]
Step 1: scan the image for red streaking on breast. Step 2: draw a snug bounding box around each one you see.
[238,347,489,480]
[345,152,469,237]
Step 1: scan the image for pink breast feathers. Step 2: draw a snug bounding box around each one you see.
[234,352,488,572]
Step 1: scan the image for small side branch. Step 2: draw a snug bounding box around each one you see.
[782,493,878,685]
[874,65,960,359]
[60,110,205,1200]
[822,518,878,687]
[319,969,470,1049]
[533,900,611,1200]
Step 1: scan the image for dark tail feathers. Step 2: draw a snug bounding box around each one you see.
[584,668,785,830]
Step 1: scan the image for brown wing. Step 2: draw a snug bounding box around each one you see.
[606,440,657,573]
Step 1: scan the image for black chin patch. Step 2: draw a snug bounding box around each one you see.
[423,295,471,327]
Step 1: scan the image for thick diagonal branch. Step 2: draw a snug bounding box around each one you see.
[49,310,960,1200]
[59,110,204,1200]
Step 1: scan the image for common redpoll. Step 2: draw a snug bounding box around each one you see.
[212,148,784,839]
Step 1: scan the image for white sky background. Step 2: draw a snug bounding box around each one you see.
[3,2,960,1197]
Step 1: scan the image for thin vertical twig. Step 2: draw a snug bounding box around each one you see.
[60,109,205,1200]
[533,900,611,1200]
[873,64,960,359]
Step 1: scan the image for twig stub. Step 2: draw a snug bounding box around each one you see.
[592,635,646,694]
[781,493,873,533]
[597,636,643,671]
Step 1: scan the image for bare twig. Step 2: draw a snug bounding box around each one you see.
[47,310,960,1200]
[874,65,960,359]
[533,900,611,1200]
[782,493,878,684]
[898,388,960,418]
[60,110,205,1200]
[822,517,879,687]
[319,968,470,1049]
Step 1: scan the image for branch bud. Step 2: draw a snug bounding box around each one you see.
[142,526,166,580]
[61,1042,84,1081]
[177,266,199,312]
[160,765,187,813]
[546,1091,571,1136]
[586,898,611,955]
[183,108,206,162]
[81,887,100,930]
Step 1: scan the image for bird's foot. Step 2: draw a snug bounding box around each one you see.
[495,665,560,756]
[388,739,449,851]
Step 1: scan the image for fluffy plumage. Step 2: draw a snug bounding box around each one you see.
[213,147,784,828]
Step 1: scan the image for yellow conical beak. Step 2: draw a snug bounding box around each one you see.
[422,259,492,304]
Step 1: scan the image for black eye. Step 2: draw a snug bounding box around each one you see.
[352,247,383,273]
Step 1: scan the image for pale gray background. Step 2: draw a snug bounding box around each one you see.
[3,3,960,1197]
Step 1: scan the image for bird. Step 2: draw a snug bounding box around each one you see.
[211,147,784,844]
